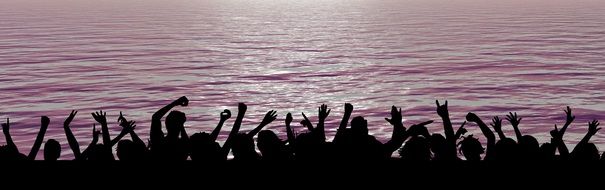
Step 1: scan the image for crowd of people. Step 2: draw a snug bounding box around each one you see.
[0,96,603,161]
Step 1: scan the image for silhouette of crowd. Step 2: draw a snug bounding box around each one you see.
[1,96,603,162]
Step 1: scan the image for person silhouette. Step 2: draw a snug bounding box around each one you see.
[149,96,190,161]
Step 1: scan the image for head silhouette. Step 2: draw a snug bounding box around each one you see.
[44,139,61,161]
[572,143,600,161]
[190,132,222,161]
[518,135,539,160]
[459,135,484,161]
[232,133,259,161]
[399,136,431,161]
[166,110,186,136]
[539,142,556,160]
[351,116,368,136]
[258,130,287,160]
[430,134,447,160]
[87,144,114,161]
[493,138,518,160]
[117,139,146,161]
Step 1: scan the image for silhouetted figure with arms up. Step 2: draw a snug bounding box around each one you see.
[435,100,467,161]
[504,112,539,160]
[231,108,277,161]
[0,116,58,161]
[570,120,601,161]
[466,112,495,161]
[1,118,27,160]
[190,109,231,162]
[60,110,101,160]
[150,96,190,161]
[490,115,519,161]
[113,112,147,161]
[257,112,294,161]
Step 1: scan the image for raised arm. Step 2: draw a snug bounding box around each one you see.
[505,112,523,141]
[221,103,246,158]
[384,105,407,154]
[151,96,188,145]
[81,124,100,160]
[210,109,231,142]
[436,100,455,141]
[454,121,467,140]
[248,110,277,137]
[573,120,600,154]
[550,124,569,159]
[92,110,110,146]
[300,112,314,132]
[560,106,575,136]
[110,120,136,147]
[285,113,295,146]
[316,104,330,142]
[466,112,496,159]
[338,103,353,131]
[2,118,18,154]
[28,116,50,160]
[491,116,506,140]
[63,110,82,159]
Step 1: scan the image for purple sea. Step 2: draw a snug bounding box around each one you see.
[1,0,605,159]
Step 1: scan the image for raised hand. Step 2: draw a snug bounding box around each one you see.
[285,112,295,146]
[238,103,247,113]
[505,112,522,127]
[64,110,78,127]
[41,116,50,128]
[286,112,293,126]
[91,124,100,144]
[384,105,402,126]
[344,103,354,114]
[118,111,126,124]
[91,110,107,125]
[220,109,232,121]
[588,119,601,136]
[176,96,189,106]
[455,121,468,139]
[122,120,137,133]
[491,116,506,139]
[339,103,354,131]
[260,110,278,126]
[436,100,449,117]
[300,112,314,131]
[550,124,562,140]
[565,106,575,124]
[248,110,278,137]
[2,118,10,135]
[491,116,503,131]
[318,104,331,121]
[466,112,481,122]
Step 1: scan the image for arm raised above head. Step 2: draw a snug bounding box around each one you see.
[436,100,455,141]
[249,110,277,137]
[28,116,50,160]
[466,112,495,159]
[2,118,18,154]
[491,116,506,140]
[285,113,295,146]
[505,112,523,141]
[210,109,231,142]
[151,96,188,146]
[221,103,246,158]
[63,110,82,160]
[92,110,110,147]
[338,103,353,131]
